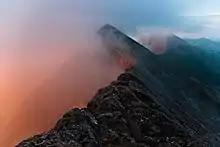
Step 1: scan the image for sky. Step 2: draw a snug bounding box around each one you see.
[1,0,220,40]
[95,0,220,39]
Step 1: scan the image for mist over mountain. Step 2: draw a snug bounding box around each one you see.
[185,38,220,51]
[100,24,220,143]
[0,30,125,147]
[16,24,220,146]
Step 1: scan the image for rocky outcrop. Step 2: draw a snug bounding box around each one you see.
[16,71,205,147]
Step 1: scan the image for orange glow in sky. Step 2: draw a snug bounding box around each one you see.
[0,34,124,147]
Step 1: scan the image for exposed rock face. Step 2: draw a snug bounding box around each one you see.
[98,25,220,146]
[16,71,205,147]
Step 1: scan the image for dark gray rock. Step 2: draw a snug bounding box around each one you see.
[16,71,204,147]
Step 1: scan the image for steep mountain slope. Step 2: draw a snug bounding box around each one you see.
[17,24,220,146]
[98,25,220,145]
[17,71,204,147]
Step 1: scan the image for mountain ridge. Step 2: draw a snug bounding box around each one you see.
[16,24,220,146]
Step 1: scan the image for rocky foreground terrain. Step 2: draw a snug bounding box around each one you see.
[17,71,206,147]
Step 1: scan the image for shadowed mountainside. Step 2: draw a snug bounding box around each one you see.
[185,38,220,74]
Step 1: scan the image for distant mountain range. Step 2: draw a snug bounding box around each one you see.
[185,38,220,51]
[185,38,220,75]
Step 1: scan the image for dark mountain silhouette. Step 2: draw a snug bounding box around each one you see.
[17,71,204,147]
[17,24,220,146]
[98,24,220,145]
